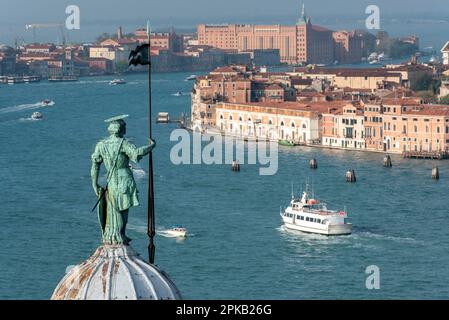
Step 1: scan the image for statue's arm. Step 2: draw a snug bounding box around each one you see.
[124,139,156,163]
[91,144,103,196]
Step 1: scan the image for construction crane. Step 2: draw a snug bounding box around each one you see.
[25,23,66,45]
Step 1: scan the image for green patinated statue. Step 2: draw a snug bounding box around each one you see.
[91,115,155,245]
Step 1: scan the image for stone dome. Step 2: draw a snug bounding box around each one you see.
[51,245,181,300]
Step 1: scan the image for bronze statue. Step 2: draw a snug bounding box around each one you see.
[91,115,155,245]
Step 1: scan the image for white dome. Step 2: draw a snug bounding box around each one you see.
[51,245,181,300]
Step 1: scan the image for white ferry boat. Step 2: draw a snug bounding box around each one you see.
[280,189,352,236]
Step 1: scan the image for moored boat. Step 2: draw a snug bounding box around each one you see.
[278,140,295,146]
[280,188,352,236]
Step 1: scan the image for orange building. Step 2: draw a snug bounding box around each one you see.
[363,98,449,153]
[197,5,334,65]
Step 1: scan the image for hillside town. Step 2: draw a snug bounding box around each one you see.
[191,60,449,158]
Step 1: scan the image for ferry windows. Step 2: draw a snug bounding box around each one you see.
[317,219,321,224]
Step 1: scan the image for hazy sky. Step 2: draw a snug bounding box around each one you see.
[1,0,448,46]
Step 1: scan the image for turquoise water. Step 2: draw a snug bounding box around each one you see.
[1,73,449,299]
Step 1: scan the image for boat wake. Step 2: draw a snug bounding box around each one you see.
[353,231,423,244]
[0,100,55,114]
[19,117,42,122]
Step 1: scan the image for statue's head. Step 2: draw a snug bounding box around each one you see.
[105,114,129,138]
[108,120,126,137]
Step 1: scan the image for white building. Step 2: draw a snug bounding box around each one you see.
[215,102,325,143]
[322,104,365,150]
[442,41,449,65]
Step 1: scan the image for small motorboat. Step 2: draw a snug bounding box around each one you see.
[165,226,187,238]
[42,99,52,106]
[185,75,196,81]
[31,112,43,120]
[110,79,126,85]
[172,91,182,96]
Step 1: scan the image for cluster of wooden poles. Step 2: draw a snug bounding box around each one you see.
[306,155,440,182]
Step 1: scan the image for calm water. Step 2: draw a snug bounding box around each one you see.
[0,72,449,300]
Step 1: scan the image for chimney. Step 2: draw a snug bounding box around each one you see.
[117,26,123,39]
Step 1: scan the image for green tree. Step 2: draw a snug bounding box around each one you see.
[439,94,449,105]
[96,33,114,43]
[411,74,433,92]
[417,90,438,104]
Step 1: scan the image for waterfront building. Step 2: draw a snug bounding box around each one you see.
[332,31,363,64]
[322,103,366,150]
[362,98,449,153]
[197,4,336,65]
[89,45,129,65]
[215,101,345,143]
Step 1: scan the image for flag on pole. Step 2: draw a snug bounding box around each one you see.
[147,20,151,38]
[128,44,150,65]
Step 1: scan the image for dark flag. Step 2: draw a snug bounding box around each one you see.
[128,44,150,66]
